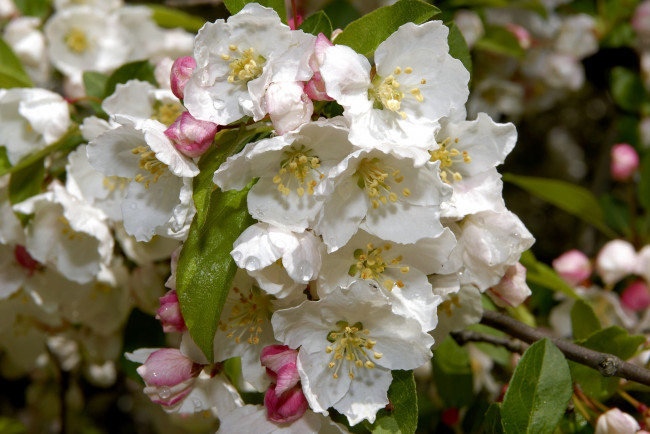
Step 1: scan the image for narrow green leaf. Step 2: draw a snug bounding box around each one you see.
[104,61,157,98]
[474,25,525,59]
[639,152,650,210]
[175,130,257,362]
[432,336,474,408]
[447,22,472,84]
[610,67,647,113]
[299,11,333,37]
[484,403,504,434]
[223,0,287,24]
[333,0,440,58]
[9,157,45,225]
[503,173,619,238]
[501,339,572,433]
[146,4,207,32]
[367,370,418,434]
[0,37,33,89]
[12,0,50,18]
[599,194,631,238]
[519,250,580,299]
[570,326,646,400]
[0,127,82,178]
[0,148,10,174]
[570,300,601,340]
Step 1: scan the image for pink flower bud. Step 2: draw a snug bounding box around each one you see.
[633,1,650,42]
[14,245,39,275]
[595,408,640,434]
[264,383,308,423]
[137,349,202,407]
[621,280,650,311]
[305,33,334,102]
[156,289,187,333]
[552,249,592,286]
[506,24,532,50]
[170,56,196,100]
[261,345,300,394]
[611,143,640,181]
[596,240,638,285]
[164,112,218,158]
[288,15,303,30]
[487,263,531,307]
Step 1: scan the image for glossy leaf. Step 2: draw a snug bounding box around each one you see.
[520,250,580,299]
[474,25,525,59]
[366,370,418,434]
[8,157,44,207]
[175,129,257,362]
[570,326,646,400]
[223,0,287,23]
[484,403,504,434]
[447,21,473,84]
[146,4,206,32]
[501,339,572,433]
[0,37,33,89]
[299,11,333,37]
[333,0,440,58]
[503,173,618,238]
[432,336,474,408]
[104,60,157,98]
[323,0,361,30]
[570,300,601,340]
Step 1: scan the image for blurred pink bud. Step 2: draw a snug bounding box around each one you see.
[14,245,39,275]
[621,280,650,311]
[632,1,650,41]
[596,240,638,285]
[261,345,300,394]
[137,349,202,407]
[506,24,532,50]
[611,143,639,181]
[305,33,334,102]
[170,56,196,100]
[595,408,640,434]
[552,249,592,286]
[288,15,303,30]
[156,289,187,333]
[164,112,218,158]
[264,382,309,423]
[487,263,531,307]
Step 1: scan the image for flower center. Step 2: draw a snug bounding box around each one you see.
[440,295,462,317]
[151,101,184,127]
[272,145,323,197]
[219,286,273,345]
[368,66,425,119]
[131,146,168,189]
[102,176,129,192]
[355,157,411,209]
[223,45,265,84]
[429,137,471,184]
[64,28,89,53]
[58,216,82,240]
[348,242,409,291]
[325,321,383,379]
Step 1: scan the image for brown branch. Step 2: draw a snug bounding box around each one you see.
[450,329,529,354]
[476,310,650,387]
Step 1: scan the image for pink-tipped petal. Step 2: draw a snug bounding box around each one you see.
[170,56,196,100]
[264,383,309,423]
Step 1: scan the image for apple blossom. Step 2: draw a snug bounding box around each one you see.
[552,249,592,286]
[596,240,638,285]
[164,111,218,158]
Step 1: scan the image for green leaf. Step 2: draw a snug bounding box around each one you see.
[503,173,619,238]
[12,0,50,18]
[323,0,361,30]
[0,147,10,174]
[484,403,504,434]
[610,67,648,113]
[366,370,418,434]
[447,22,472,84]
[333,0,440,58]
[602,22,636,48]
[9,157,45,225]
[570,300,601,340]
[570,326,646,400]
[432,336,474,408]
[0,417,27,434]
[599,194,631,238]
[176,130,257,362]
[223,0,287,24]
[466,324,511,366]
[299,11,333,37]
[474,25,525,59]
[83,72,108,100]
[519,250,580,299]
[0,37,33,89]
[639,152,650,210]
[146,4,207,32]
[104,61,157,98]
[501,339,572,433]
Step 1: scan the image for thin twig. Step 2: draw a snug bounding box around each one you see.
[450,329,529,354]
[478,310,650,387]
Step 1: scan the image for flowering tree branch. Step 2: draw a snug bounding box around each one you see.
[464,310,650,387]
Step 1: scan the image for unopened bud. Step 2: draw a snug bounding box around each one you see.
[264,383,308,423]
[164,112,218,158]
[596,240,638,285]
[611,143,639,181]
[156,289,187,333]
[261,345,300,394]
[487,263,531,307]
[170,56,196,100]
[137,349,202,407]
[621,280,650,311]
[552,249,591,286]
[595,408,640,434]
